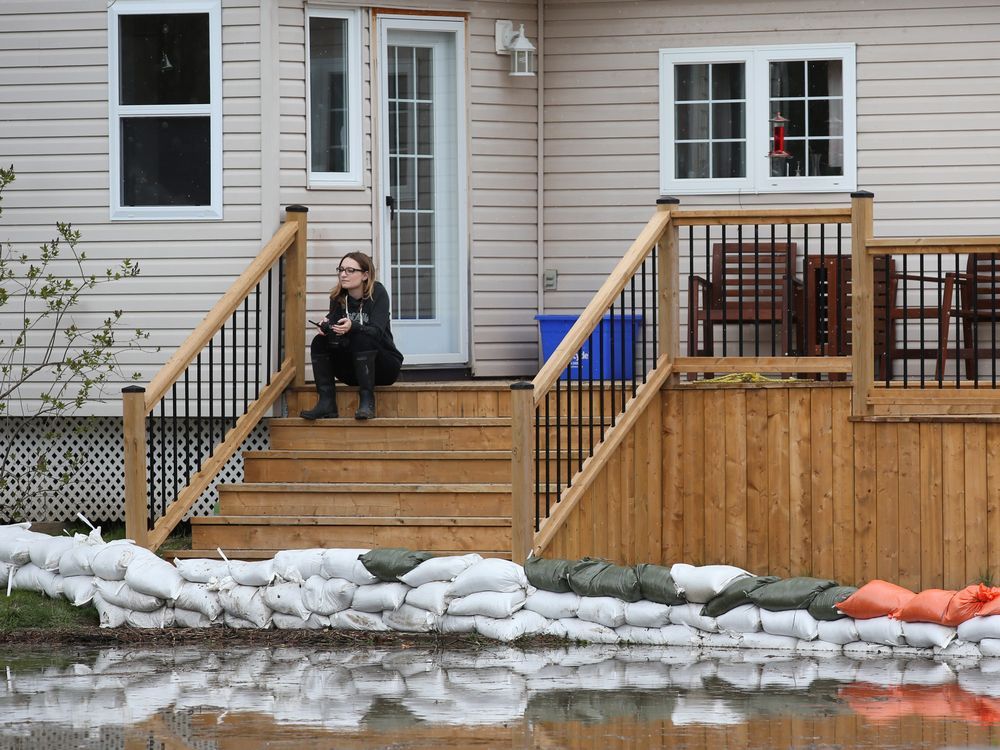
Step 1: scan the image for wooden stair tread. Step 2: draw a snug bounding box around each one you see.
[270,417,511,427]
[245,449,512,459]
[193,515,511,526]
[218,482,511,492]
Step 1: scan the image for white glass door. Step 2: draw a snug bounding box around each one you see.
[378,18,468,365]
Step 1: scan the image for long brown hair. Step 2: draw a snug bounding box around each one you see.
[329,251,377,302]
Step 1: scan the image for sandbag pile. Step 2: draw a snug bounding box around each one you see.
[5,521,1000,657]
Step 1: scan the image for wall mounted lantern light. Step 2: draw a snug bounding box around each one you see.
[495,20,536,77]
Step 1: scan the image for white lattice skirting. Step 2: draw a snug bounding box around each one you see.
[1,417,270,522]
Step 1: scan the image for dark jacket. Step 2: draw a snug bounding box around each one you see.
[326,281,403,364]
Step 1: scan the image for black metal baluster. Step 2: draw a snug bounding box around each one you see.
[544,393,551,518]
[588,330,595,458]
[630,275,639,397]
[197,352,203,469]
[266,268,274,386]
[919,253,926,388]
[721,225,728,356]
[171,383,178,505]
[973,255,980,388]
[652,239,659,360]
[208,340,215,461]
[885,257,893,386]
[158,400,166,520]
[278,257,286,366]
[619,290,627,407]
[609,306,616,424]
[555,379,562,501]
[220,326,226,444]
[599,327,606,441]
[184,369,191,486]
[255,283,262,399]
[577,343,583,476]
[992,254,997,388]
[753,225,761,357]
[803,224,810,361]
[534,404,540,531]
[641,256,649,384]
[566,356,573,490]
[770,224,778,353]
[243,297,250,411]
[146,413,154,528]
[232,310,238,417]
[737,224,744,357]
[785,223,794,356]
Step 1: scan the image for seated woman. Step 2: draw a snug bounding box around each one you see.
[301,252,403,420]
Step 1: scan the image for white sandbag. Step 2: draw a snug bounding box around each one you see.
[795,639,842,654]
[273,611,330,630]
[658,624,703,647]
[623,600,672,628]
[172,583,223,620]
[223,612,261,629]
[262,582,311,620]
[273,549,326,581]
[958,615,1000,643]
[523,590,581,620]
[12,564,64,599]
[59,544,99,578]
[843,641,893,657]
[174,607,218,628]
[399,553,482,587]
[61,575,97,606]
[669,563,750,603]
[475,610,548,642]
[90,540,140,581]
[739,632,799,650]
[855,615,906,646]
[124,552,185,600]
[616,624,676,646]
[330,608,391,631]
[556,617,620,644]
[217,581,273,628]
[227,559,276,587]
[716,604,761,634]
[935,640,983,659]
[173,558,229,584]
[303,575,356,616]
[438,614,477,634]
[126,607,174,629]
[94,579,164,612]
[979,639,1000,657]
[447,558,528,597]
[351,582,409,613]
[321,549,377,584]
[0,525,42,565]
[92,593,128,628]
[447,590,526,619]
[700,632,742,649]
[760,609,819,641]
[383,603,438,633]
[902,621,957,649]
[576,596,627,628]
[669,602,719,633]
[404,581,453,616]
[29,534,76,571]
[818,617,860,645]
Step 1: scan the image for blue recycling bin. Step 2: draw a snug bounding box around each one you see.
[536,313,644,381]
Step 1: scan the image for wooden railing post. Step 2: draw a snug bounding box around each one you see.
[657,197,680,382]
[284,205,309,388]
[851,191,875,416]
[122,385,149,548]
[510,381,535,564]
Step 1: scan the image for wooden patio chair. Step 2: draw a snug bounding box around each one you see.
[686,241,802,360]
[806,255,945,380]
[939,254,1000,380]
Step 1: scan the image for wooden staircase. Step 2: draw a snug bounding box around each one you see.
[180,382,518,560]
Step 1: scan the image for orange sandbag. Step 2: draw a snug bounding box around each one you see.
[892,588,956,624]
[947,583,1000,623]
[836,579,915,619]
[980,595,1000,617]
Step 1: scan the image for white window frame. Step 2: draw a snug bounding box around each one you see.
[306,7,363,188]
[660,43,856,195]
[108,0,223,221]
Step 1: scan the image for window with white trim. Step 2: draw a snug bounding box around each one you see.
[307,8,363,187]
[660,44,856,195]
[108,0,222,220]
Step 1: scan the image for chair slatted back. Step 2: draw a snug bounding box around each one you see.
[963,254,1000,318]
[709,242,797,320]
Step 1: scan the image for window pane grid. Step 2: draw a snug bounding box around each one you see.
[770,59,844,177]
[674,62,746,179]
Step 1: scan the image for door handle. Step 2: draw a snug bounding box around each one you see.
[385,195,395,221]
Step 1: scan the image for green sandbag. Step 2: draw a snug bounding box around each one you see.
[748,576,838,612]
[808,585,858,621]
[701,575,780,617]
[524,556,573,593]
[635,563,685,605]
[567,557,642,602]
[359,548,434,582]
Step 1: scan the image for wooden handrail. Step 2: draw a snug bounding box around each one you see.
[143,220,298,411]
[671,207,851,226]
[532,207,673,399]
[124,208,308,550]
[867,237,1000,254]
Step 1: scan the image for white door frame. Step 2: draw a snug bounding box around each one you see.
[375,15,469,366]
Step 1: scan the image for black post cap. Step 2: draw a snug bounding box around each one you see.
[510,381,535,390]
[122,385,146,393]
[656,196,681,205]
[285,205,309,213]
[850,191,874,198]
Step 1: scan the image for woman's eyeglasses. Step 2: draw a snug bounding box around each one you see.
[337,266,364,275]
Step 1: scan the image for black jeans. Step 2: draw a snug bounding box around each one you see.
[310,331,401,386]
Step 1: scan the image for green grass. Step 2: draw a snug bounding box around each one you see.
[0,589,98,632]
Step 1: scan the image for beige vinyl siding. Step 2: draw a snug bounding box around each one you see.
[0,1,267,416]
[278,1,539,377]
[542,0,1000,312]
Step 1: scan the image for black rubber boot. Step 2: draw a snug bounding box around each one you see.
[353,350,378,420]
[300,355,339,420]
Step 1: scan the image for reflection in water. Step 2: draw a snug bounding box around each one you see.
[1,645,999,748]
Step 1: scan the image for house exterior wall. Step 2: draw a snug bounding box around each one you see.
[276,0,540,379]
[0,0,268,416]
[541,0,1000,313]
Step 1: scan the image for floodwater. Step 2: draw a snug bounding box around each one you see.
[1,645,999,749]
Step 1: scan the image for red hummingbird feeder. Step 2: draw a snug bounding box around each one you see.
[768,111,792,160]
